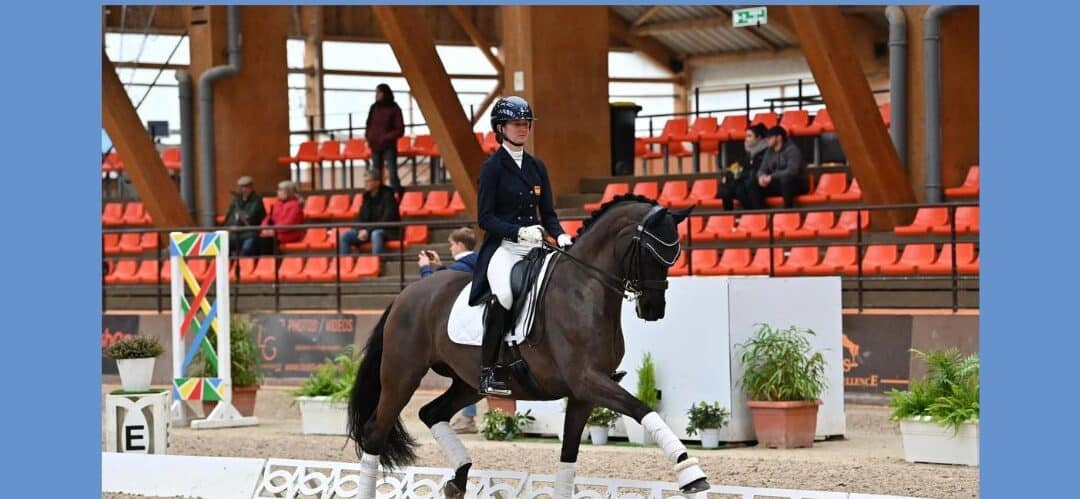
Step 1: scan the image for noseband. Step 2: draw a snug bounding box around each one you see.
[545,204,682,300]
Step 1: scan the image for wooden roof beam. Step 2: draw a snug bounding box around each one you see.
[631,6,664,28]
[631,16,727,36]
[447,6,504,75]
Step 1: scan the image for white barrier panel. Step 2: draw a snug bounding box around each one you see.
[102,453,925,499]
[102,452,265,499]
[522,276,845,442]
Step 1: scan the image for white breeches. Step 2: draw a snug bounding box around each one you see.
[488,239,540,309]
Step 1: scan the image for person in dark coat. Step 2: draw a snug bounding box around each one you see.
[223,176,266,256]
[339,171,401,255]
[364,83,405,193]
[749,126,810,208]
[470,96,572,396]
[716,123,770,210]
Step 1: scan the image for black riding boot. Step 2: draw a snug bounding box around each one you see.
[479,298,512,397]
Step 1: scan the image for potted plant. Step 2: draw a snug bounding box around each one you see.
[104,336,164,391]
[293,348,360,435]
[737,324,827,449]
[480,409,535,441]
[622,352,661,445]
[685,401,730,449]
[889,348,979,466]
[194,319,264,417]
[587,407,620,445]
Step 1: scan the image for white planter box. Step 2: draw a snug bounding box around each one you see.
[699,428,721,449]
[899,418,979,466]
[296,397,348,436]
[588,426,609,445]
[116,358,156,392]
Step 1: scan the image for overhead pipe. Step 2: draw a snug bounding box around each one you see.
[175,70,196,218]
[885,6,907,173]
[198,5,242,227]
[923,5,958,203]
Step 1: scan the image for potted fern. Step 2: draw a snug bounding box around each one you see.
[293,347,360,435]
[686,401,730,449]
[481,409,535,441]
[623,352,661,445]
[104,336,164,391]
[737,324,827,449]
[587,407,620,445]
[195,319,264,417]
[889,349,979,466]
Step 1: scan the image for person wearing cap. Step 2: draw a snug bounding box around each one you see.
[753,125,809,209]
[717,123,770,210]
[223,176,266,256]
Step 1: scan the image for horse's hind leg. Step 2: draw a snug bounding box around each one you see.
[418,376,482,499]
[570,370,711,494]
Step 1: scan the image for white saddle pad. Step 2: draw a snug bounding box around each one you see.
[448,252,557,346]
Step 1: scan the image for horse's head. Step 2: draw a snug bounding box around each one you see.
[575,195,693,322]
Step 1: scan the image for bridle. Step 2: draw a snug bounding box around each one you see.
[543,204,682,301]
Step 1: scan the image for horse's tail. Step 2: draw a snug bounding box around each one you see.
[347,300,417,469]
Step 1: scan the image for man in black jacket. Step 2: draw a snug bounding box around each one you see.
[223,176,266,256]
[749,126,809,209]
[339,172,401,255]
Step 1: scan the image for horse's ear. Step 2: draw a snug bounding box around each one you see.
[670,206,694,225]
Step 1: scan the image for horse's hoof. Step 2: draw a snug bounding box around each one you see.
[442,480,465,499]
[679,477,710,494]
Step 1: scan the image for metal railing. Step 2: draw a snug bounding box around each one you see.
[102,200,978,313]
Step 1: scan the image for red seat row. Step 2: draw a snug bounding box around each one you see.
[104,255,382,285]
[678,210,870,241]
[669,243,979,277]
[103,233,159,255]
[894,206,979,235]
[303,191,465,220]
[945,165,979,199]
[278,225,430,252]
[102,202,152,226]
[584,174,862,212]
[102,148,182,174]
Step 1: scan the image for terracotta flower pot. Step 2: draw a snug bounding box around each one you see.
[486,397,517,415]
[747,399,821,449]
[203,385,259,417]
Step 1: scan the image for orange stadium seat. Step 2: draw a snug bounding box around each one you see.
[921,243,979,275]
[121,202,151,226]
[641,118,689,145]
[277,257,307,283]
[397,136,415,157]
[804,245,858,276]
[105,260,140,284]
[688,249,720,275]
[277,141,319,166]
[678,216,714,242]
[668,251,689,277]
[419,190,452,217]
[658,180,689,207]
[798,173,847,204]
[713,248,752,275]
[635,138,663,161]
[632,182,659,201]
[785,211,837,240]
[318,140,343,163]
[301,257,334,283]
[303,195,328,220]
[830,178,862,202]
[861,245,899,275]
[818,210,871,238]
[704,215,737,239]
[161,148,181,172]
[895,207,950,235]
[345,256,382,279]
[448,191,466,215]
[671,116,718,144]
[263,197,277,214]
[771,213,803,239]
[323,194,354,220]
[813,109,836,133]
[347,194,364,219]
[384,225,429,250]
[716,115,750,141]
[682,178,719,208]
[882,244,937,275]
[741,248,785,275]
[780,110,812,135]
[560,219,584,237]
[751,112,778,128]
[931,206,980,235]
[945,165,980,198]
[102,203,125,226]
[343,139,372,161]
[775,246,821,276]
[398,191,427,217]
[103,234,121,255]
[879,103,892,127]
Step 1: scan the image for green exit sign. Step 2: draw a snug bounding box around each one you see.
[733,7,768,28]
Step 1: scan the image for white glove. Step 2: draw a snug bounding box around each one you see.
[518,225,544,244]
[557,233,574,248]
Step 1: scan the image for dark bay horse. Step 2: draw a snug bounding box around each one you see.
[347,194,711,498]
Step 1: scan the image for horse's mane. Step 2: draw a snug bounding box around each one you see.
[576,193,657,238]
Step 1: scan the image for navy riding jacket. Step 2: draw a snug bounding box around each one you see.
[469,147,564,306]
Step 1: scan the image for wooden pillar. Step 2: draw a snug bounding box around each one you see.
[501,6,610,199]
[787,6,913,225]
[372,6,486,217]
[902,6,979,202]
[188,6,290,218]
[302,6,325,131]
[102,53,194,228]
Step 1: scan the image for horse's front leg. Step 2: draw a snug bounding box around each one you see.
[570,370,711,494]
[555,398,593,499]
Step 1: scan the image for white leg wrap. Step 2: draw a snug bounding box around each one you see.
[553,462,577,499]
[431,422,472,470]
[358,452,380,499]
[641,412,687,463]
[674,457,707,489]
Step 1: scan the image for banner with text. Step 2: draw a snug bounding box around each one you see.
[841,315,913,394]
[251,314,357,378]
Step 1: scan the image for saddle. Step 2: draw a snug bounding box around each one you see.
[509,246,551,322]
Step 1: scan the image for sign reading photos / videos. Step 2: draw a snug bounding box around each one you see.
[251,314,357,378]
